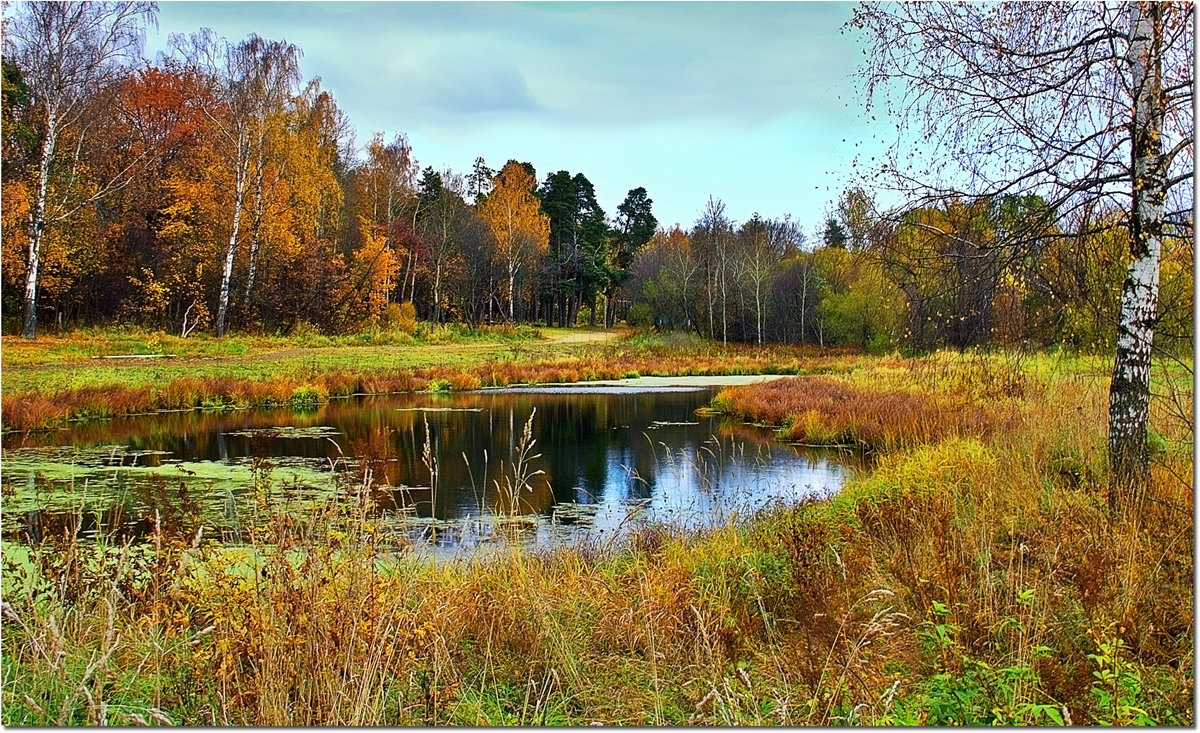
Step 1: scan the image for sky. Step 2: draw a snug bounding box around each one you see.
[143,1,891,234]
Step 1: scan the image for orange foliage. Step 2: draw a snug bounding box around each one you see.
[1,179,31,288]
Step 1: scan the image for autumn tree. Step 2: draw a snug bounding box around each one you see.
[836,187,874,252]
[453,207,501,324]
[770,251,818,344]
[105,66,213,332]
[854,2,1194,501]
[345,217,399,327]
[361,132,414,232]
[813,246,904,351]
[626,226,698,332]
[170,30,302,335]
[346,132,414,308]
[251,78,347,329]
[480,161,548,321]
[692,197,734,344]
[735,215,782,345]
[877,196,1046,350]
[4,1,158,338]
[416,168,467,323]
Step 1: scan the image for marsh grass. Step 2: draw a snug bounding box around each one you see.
[2,337,865,432]
[1,350,1192,725]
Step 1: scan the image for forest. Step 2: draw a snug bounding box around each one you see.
[3,11,1192,356]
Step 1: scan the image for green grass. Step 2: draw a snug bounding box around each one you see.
[1,325,559,395]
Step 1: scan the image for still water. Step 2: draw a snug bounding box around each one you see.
[2,387,859,554]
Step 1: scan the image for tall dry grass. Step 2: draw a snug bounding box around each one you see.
[2,351,1192,725]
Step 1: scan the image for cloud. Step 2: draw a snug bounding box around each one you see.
[150,2,860,129]
[387,53,539,117]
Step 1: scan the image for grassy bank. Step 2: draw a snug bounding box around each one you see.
[1,328,860,431]
[1,350,1193,725]
[1,324,551,395]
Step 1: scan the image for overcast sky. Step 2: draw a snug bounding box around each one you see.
[145,1,889,234]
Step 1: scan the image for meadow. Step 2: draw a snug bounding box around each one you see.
[0,330,1193,725]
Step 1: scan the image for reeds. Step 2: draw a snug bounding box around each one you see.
[2,343,865,432]
[712,372,1016,450]
[2,351,1193,725]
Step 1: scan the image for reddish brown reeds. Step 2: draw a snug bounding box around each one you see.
[2,347,867,432]
[713,376,1008,449]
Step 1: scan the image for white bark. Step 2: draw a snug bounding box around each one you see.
[1108,1,1166,502]
[215,155,248,336]
[508,262,517,321]
[11,2,156,338]
[22,123,57,339]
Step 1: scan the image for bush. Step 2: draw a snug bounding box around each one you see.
[385,302,418,336]
[290,384,329,407]
[626,303,654,328]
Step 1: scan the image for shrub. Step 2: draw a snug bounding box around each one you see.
[385,301,418,336]
[626,303,654,328]
[290,384,329,407]
[287,320,326,344]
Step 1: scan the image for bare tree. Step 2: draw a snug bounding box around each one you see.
[736,215,789,346]
[853,1,1194,503]
[694,197,733,344]
[419,169,466,323]
[5,1,158,339]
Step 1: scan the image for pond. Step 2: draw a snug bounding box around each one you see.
[1,385,862,555]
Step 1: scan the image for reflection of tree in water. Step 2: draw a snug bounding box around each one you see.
[2,390,856,547]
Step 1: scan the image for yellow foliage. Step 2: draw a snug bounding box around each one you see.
[479,162,550,273]
[352,217,400,325]
[1,179,30,288]
[384,301,418,335]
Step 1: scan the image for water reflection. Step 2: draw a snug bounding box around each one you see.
[2,388,862,552]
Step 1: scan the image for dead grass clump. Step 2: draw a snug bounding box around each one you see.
[1,392,70,430]
[714,377,999,449]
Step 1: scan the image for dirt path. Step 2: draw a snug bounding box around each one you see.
[542,329,622,345]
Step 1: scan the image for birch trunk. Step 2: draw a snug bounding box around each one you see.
[433,261,442,323]
[215,157,248,336]
[508,261,517,321]
[243,148,266,307]
[755,281,764,346]
[21,121,57,339]
[1108,1,1165,508]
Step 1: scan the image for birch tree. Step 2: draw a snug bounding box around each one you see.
[170,30,301,335]
[480,161,548,321]
[736,215,784,346]
[853,1,1194,504]
[5,1,157,339]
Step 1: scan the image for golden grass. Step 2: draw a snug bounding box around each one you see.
[2,351,1192,725]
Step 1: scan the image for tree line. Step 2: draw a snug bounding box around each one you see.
[624,188,1192,356]
[2,1,1191,369]
[1,4,659,338]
